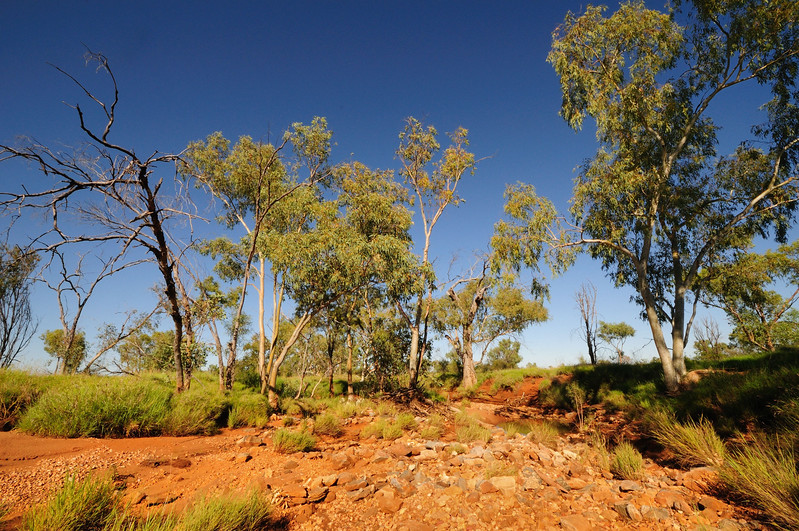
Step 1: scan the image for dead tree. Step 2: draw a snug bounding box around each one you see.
[0,51,196,390]
[575,282,598,365]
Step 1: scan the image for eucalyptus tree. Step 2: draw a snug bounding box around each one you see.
[395,118,476,388]
[0,244,38,368]
[263,161,414,406]
[598,321,636,363]
[183,118,332,390]
[499,1,799,392]
[432,263,547,388]
[0,53,198,390]
[702,242,799,352]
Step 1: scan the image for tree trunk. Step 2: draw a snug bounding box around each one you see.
[461,342,477,388]
[257,256,267,393]
[642,292,680,393]
[267,312,313,409]
[407,300,423,388]
[346,330,354,400]
[140,168,184,392]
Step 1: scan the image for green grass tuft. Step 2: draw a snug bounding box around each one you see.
[22,473,118,531]
[610,441,644,480]
[313,412,344,437]
[272,428,316,453]
[648,410,727,468]
[175,489,274,531]
[18,377,171,438]
[227,392,271,429]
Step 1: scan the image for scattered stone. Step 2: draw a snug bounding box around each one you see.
[307,486,328,503]
[376,491,403,513]
[236,435,264,448]
[560,514,593,531]
[697,495,726,512]
[330,452,353,470]
[387,443,413,458]
[234,452,251,463]
[618,479,640,492]
[681,467,718,494]
[614,501,643,522]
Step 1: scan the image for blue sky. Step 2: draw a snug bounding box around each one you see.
[0,1,778,370]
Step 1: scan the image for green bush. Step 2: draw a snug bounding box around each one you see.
[648,411,726,468]
[19,377,171,438]
[610,441,644,480]
[719,437,799,530]
[0,370,43,430]
[175,489,273,531]
[313,412,343,437]
[227,393,271,429]
[23,473,118,531]
[394,412,417,431]
[454,410,491,444]
[272,428,316,453]
[162,388,226,436]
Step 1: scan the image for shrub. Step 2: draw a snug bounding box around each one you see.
[394,412,417,431]
[162,388,226,436]
[227,393,271,429]
[719,437,799,530]
[610,441,644,480]
[22,473,118,530]
[648,411,726,468]
[538,379,570,408]
[360,419,386,439]
[420,413,445,440]
[490,372,523,394]
[175,489,274,531]
[18,377,171,438]
[272,428,316,453]
[456,422,492,444]
[526,421,562,448]
[0,370,42,430]
[313,413,343,437]
[454,410,491,444]
[420,424,443,440]
[381,422,404,440]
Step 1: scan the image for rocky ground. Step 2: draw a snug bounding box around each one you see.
[0,383,769,530]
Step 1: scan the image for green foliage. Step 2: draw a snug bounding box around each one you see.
[162,387,226,436]
[313,412,343,437]
[703,242,799,352]
[227,392,271,429]
[271,428,316,453]
[538,0,799,393]
[454,410,492,444]
[597,322,635,363]
[175,489,274,531]
[0,244,38,369]
[0,369,42,430]
[41,329,87,375]
[537,378,571,409]
[489,371,523,394]
[394,412,417,431]
[648,411,727,468]
[610,441,644,481]
[18,376,172,438]
[116,328,207,376]
[23,474,273,531]
[482,339,522,371]
[23,473,118,531]
[719,438,799,530]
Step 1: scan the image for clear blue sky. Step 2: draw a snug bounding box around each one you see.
[0,1,777,370]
